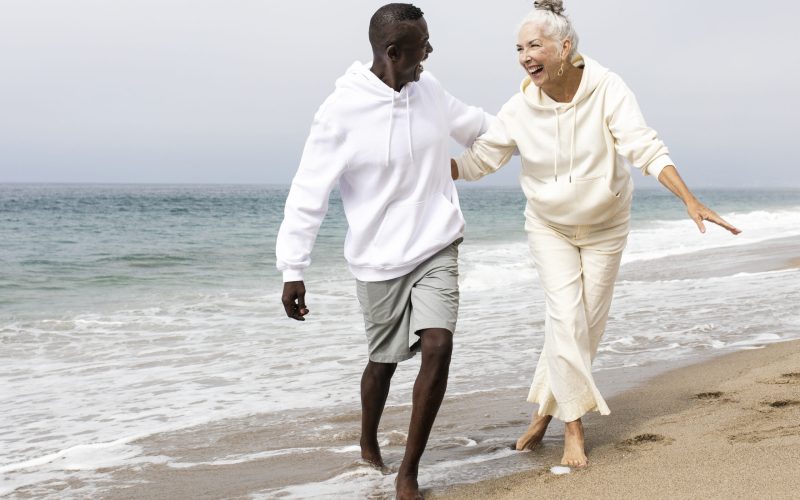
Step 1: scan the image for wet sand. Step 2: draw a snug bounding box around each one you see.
[432,339,800,499]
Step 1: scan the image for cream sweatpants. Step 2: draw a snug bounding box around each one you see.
[525,208,630,422]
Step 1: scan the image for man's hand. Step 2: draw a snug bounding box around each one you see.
[282,281,309,321]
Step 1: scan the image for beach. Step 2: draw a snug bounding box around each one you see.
[2,185,799,498]
[433,339,800,499]
[58,338,797,500]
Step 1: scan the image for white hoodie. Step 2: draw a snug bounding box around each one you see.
[456,55,673,226]
[276,62,489,282]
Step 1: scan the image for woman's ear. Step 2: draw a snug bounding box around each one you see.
[561,38,572,61]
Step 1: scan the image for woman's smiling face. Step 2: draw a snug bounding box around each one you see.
[517,23,563,89]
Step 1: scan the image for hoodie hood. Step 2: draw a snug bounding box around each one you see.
[520,54,609,111]
[335,61,416,166]
[335,61,402,101]
[519,54,610,182]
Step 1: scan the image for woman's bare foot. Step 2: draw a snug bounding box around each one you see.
[561,419,588,467]
[515,414,553,450]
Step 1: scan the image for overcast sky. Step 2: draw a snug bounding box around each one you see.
[1,0,798,187]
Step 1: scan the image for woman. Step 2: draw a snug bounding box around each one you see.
[452,0,740,467]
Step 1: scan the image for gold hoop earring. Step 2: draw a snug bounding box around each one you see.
[557,63,564,77]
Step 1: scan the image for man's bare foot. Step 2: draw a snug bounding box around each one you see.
[561,419,588,467]
[516,414,553,450]
[395,471,423,500]
[360,438,385,469]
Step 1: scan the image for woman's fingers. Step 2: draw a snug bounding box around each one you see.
[689,203,708,233]
[691,205,742,235]
[707,212,742,235]
[691,211,706,233]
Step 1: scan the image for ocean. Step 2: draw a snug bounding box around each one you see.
[1,184,799,498]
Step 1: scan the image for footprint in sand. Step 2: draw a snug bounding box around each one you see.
[617,433,673,451]
[694,391,724,400]
[765,399,800,409]
[622,433,665,445]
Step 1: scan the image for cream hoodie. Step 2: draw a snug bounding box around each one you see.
[456,55,673,226]
[276,62,489,282]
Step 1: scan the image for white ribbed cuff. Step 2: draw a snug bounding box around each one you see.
[645,155,674,179]
[282,268,304,282]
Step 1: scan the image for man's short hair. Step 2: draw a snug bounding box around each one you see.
[369,3,424,50]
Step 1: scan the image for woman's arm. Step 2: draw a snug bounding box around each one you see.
[453,104,517,182]
[605,75,740,235]
[605,74,673,179]
[658,165,741,235]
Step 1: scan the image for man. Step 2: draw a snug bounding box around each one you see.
[276,4,489,498]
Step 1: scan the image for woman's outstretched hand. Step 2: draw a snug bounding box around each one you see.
[685,199,741,235]
[657,165,741,235]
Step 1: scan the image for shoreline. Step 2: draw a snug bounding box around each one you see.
[619,234,800,281]
[4,228,798,498]
[431,339,800,499]
[92,340,800,499]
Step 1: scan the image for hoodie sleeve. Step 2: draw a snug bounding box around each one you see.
[454,100,518,181]
[275,115,348,282]
[606,74,674,178]
[443,89,493,147]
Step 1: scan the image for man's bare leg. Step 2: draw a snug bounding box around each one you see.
[360,360,397,468]
[516,413,553,450]
[561,418,588,467]
[396,328,452,500]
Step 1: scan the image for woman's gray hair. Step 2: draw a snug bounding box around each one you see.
[518,0,580,59]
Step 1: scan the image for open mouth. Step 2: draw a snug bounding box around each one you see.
[528,65,544,77]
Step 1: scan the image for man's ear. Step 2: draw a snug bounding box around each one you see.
[386,44,400,61]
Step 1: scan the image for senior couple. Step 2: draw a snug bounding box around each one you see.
[276,2,740,498]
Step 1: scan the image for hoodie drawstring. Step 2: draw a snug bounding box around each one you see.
[386,92,396,167]
[552,104,578,183]
[406,89,414,161]
[386,87,414,167]
[553,109,560,182]
[568,102,577,183]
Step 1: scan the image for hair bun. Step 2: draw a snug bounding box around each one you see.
[533,0,565,15]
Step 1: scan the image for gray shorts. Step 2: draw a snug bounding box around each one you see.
[355,239,461,363]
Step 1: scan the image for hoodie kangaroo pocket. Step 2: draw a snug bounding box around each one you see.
[529,176,621,226]
[370,193,463,268]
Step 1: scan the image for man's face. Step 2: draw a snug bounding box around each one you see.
[391,18,432,88]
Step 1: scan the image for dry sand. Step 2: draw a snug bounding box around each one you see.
[431,339,800,499]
